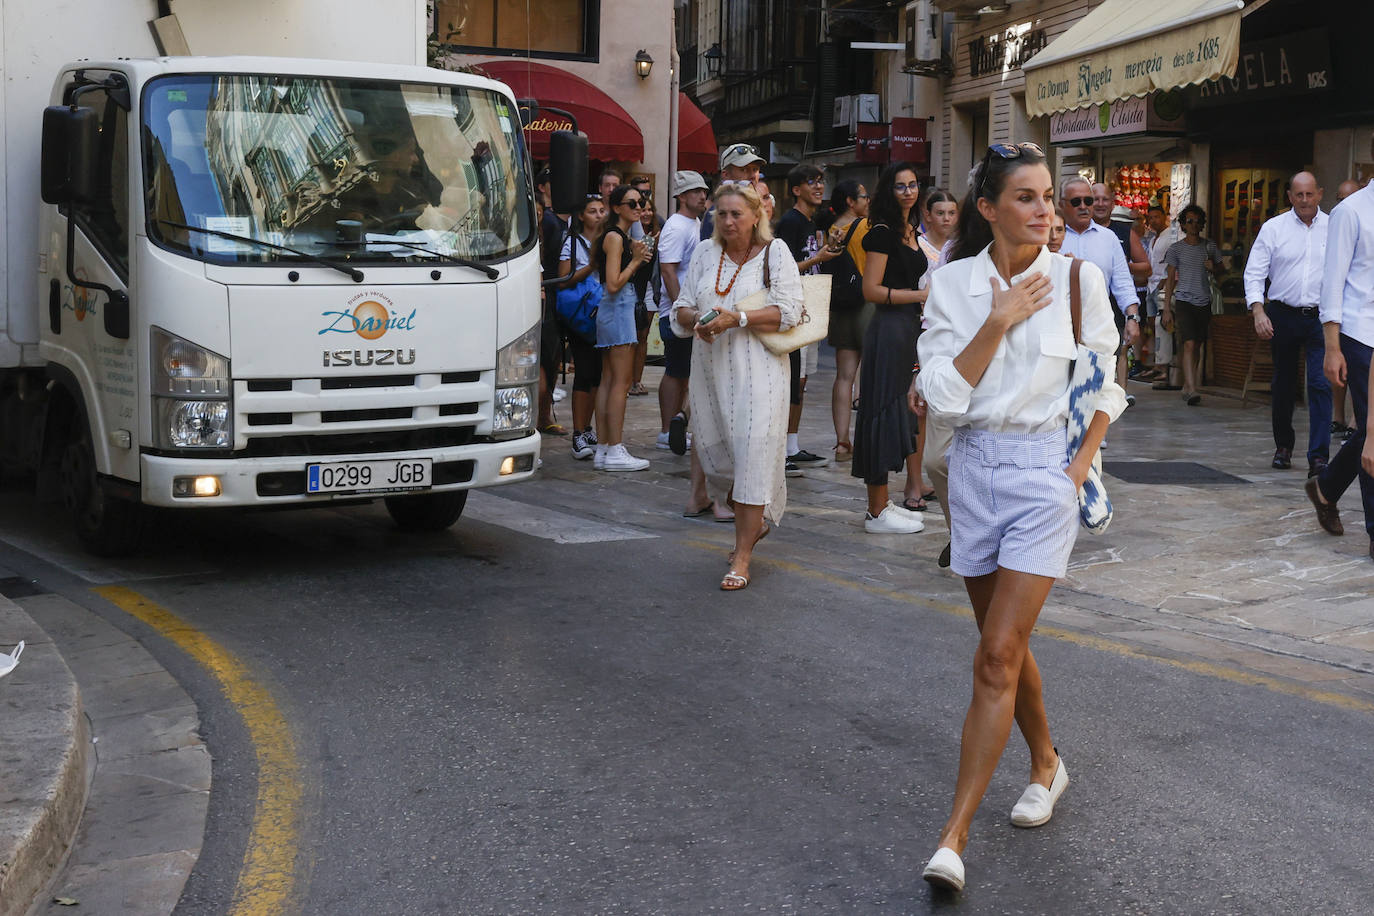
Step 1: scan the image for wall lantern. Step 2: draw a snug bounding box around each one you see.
[634,50,654,80]
[703,43,724,78]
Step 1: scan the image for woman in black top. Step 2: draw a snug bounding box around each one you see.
[852,163,929,534]
[593,185,654,470]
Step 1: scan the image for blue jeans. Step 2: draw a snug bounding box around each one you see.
[1317,334,1374,539]
[1265,303,1331,463]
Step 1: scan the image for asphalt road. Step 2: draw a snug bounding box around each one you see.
[3,467,1373,914]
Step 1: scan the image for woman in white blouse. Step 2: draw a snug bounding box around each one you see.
[914,143,1127,892]
[670,185,804,590]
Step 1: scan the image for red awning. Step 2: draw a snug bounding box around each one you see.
[476,59,645,162]
[677,93,717,173]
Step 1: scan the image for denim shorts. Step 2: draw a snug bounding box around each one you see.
[596,283,638,349]
[948,427,1079,579]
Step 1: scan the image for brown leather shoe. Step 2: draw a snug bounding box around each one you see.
[1305,477,1344,536]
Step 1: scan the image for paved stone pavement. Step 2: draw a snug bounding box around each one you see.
[551,350,1374,706]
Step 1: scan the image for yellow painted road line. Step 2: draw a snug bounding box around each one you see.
[94,585,304,915]
[687,539,1374,715]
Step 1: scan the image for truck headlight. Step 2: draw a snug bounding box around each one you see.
[152,328,232,449]
[492,385,533,436]
[495,323,540,386]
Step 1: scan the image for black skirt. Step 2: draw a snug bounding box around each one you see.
[851,304,920,486]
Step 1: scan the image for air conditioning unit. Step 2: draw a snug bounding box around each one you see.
[833,95,853,130]
[905,0,941,70]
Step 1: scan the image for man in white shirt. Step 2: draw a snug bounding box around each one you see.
[1144,202,1181,387]
[657,170,709,452]
[1306,178,1374,558]
[1245,172,1331,473]
[1059,178,1143,351]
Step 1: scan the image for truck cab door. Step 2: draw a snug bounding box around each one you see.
[43,73,139,484]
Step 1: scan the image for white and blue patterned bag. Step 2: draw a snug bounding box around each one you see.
[1066,259,1112,535]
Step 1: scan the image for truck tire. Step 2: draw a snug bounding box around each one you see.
[58,415,142,556]
[384,491,468,532]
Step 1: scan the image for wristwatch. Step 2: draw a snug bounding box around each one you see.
[738,311,749,328]
[1126,313,1142,324]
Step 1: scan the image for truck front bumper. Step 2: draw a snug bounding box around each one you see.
[139,432,540,508]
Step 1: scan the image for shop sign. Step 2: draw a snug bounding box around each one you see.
[1049,94,1184,144]
[889,117,929,166]
[968,24,1048,79]
[1188,29,1331,109]
[855,123,888,164]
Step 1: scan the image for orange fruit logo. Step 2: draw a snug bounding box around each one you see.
[353,300,389,340]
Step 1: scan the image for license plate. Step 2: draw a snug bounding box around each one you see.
[306,458,432,494]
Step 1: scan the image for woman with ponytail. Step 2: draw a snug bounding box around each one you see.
[914,144,1127,893]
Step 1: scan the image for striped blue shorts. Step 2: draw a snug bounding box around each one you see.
[948,427,1079,580]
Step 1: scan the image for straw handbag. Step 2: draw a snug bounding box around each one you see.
[733,240,831,357]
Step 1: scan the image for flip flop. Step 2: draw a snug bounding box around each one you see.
[921,489,937,502]
[720,570,749,591]
[899,497,929,513]
[539,423,568,436]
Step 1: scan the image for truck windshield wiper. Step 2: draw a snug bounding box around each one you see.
[371,239,500,279]
[155,219,365,282]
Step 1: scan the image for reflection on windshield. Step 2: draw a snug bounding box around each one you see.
[143,74,534,264]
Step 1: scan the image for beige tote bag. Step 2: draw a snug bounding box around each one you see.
[734,240,831,357]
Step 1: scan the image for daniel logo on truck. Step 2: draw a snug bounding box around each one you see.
[319,292,416,339]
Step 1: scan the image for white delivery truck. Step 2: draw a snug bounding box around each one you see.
[0,3,565,555]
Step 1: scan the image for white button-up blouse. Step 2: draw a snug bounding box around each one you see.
[917,244,1128,435]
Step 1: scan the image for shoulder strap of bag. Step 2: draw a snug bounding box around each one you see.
[762,239,775,289]
[1069,257,1083,345]
[842,219,861,248]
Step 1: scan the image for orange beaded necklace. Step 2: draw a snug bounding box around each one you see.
[714,244,757,296]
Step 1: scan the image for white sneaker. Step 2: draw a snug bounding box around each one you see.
[593,443,607,470]
[602,443,649,471]
[1010,754,1068,828]
[552,387,567,402]
[864,504,924,534]
[656,431,690,450]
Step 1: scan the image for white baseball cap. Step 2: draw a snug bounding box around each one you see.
[1109,205,1136,223]
[719,142,765,171]
[672,170,708,196]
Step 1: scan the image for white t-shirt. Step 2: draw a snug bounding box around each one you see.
[559,233,595,268]
[657,212,702,318]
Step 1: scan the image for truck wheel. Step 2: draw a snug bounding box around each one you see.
[384,491,468,532]
[58,417,142,556]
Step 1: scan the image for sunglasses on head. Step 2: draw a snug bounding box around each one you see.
[976,142,1045,196]
[1065,196,1092,208]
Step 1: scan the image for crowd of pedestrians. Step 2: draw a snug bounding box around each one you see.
[534,140,1374,894]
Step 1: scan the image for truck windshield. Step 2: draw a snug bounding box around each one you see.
[142,74,534,264]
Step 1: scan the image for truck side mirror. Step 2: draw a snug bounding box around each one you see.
[548,130,588,214]
[41,106,99,205]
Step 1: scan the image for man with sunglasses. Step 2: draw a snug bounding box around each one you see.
[776,164,839,473]
[700,142,768,240]
[1059,177,1142,356]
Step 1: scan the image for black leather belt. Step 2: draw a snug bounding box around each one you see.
[1268,300,1319,317]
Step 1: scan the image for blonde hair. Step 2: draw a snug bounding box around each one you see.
[710,184,774,249]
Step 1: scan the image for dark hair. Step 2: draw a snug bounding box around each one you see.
[950,143,1049,262]
[597,168,622,186]
[816,179,862,233]
[787,164,823,199]
[923,188,957,212]
[1179,203,1207,229]
[868,162,922,240]
[607,185,640,209]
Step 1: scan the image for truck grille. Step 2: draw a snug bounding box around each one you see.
[235,372,490,456]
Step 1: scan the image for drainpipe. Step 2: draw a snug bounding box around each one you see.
[668,8,681,217]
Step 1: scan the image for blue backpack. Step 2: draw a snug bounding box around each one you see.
[555,235,602,344]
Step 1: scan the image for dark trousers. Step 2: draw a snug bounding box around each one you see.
[1266,303,1331,462]
[1317,334,1374,539]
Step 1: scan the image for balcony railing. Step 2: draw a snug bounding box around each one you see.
[718,62,814,129]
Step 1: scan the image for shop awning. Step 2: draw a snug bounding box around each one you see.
[676,93,717,172]
[1023,0,1244,118]
[475,60,645,162]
